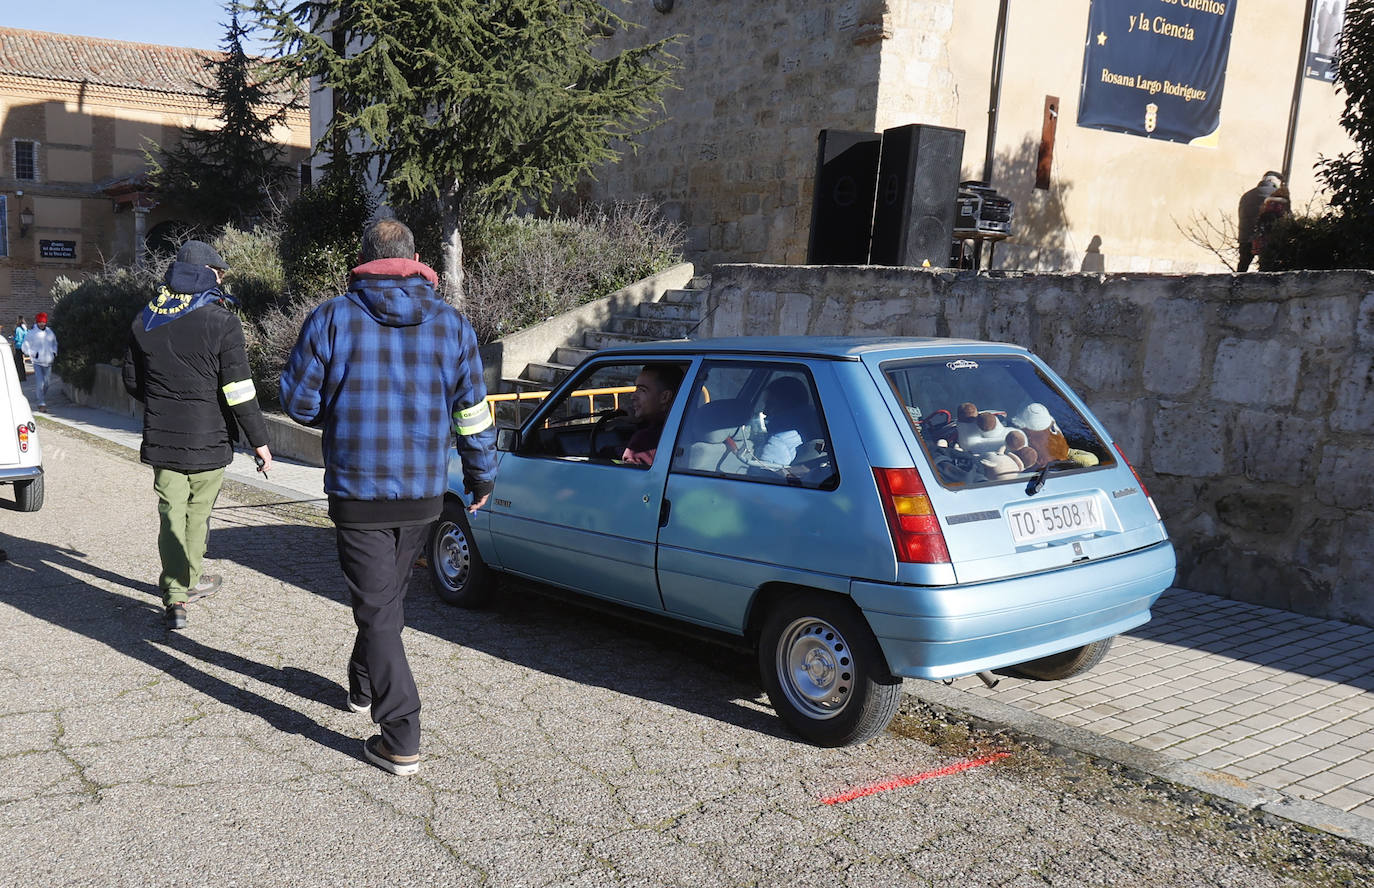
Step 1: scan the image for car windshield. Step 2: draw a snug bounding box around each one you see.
[882,356,1114,488]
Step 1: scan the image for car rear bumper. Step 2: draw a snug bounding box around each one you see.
[0,465,42,483]
[851,540,1176,680]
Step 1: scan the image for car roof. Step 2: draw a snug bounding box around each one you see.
[592,336,1030,361]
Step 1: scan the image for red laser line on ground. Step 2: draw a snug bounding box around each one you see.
[820,752,1011,805]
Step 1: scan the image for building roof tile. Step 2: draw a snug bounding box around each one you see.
[0,27,216,95]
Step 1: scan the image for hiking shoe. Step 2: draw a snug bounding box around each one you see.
[347,694,371,714]
[165,603,187,629]
[186,574,222,603]
[363,735,419,776]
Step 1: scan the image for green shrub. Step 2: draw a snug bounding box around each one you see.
[278,167,376,300]
[1259,212,1374,270]
[462,199,684,343]
[215,224,286,315]
[49,270,157,390]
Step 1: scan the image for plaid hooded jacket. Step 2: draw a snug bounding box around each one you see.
[279,258,497,528]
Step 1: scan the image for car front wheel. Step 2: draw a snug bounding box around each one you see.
[428,498,492,607]
[14,474,43,512]
[758,590,903,747]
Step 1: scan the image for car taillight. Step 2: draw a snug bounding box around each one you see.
[873,467,951,564]
[16,424,29,453]
[1113,442,1161,521]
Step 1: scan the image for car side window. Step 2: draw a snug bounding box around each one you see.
[517,361,688,467]
[669,361,837,489]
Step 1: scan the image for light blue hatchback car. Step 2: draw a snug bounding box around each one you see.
[428,337,1175,746]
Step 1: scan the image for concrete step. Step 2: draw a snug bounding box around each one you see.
[607,316,695,339]
[522,361,576,385]
[554,345,595,367]
[659,287,705,305]
[582,329,659,351]
[638,300,700,322]
[690,274,711,290]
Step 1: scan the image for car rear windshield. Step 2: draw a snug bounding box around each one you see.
[882,356,1114,488]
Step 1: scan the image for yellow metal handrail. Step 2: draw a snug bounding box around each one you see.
[487,385,635,424]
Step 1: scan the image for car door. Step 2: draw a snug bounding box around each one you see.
[487,358,693,612]
[657,359,874,633]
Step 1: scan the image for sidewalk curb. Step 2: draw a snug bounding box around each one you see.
[903,680,1374,849]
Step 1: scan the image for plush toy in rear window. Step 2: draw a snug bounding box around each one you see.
[955,402,1010,454]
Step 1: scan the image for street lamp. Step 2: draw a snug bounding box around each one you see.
[19,205,34,238]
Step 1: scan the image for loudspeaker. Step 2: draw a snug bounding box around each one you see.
[868,124,965,267]
[806,130,882,265]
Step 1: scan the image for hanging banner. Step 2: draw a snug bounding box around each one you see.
[1305,0,1347,82]
[1077,0,1238,145]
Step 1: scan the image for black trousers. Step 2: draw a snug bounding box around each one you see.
[335,524,428,756]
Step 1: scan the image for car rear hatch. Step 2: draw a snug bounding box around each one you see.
[872,348,1168,585]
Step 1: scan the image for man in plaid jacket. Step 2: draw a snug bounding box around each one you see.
[280,218,496,776]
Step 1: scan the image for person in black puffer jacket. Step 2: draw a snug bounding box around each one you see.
[123,241,273,629]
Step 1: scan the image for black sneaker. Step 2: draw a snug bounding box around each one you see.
[165,603,187,629]
[186,574,222,603]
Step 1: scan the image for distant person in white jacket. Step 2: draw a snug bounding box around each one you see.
[22,311,57,410]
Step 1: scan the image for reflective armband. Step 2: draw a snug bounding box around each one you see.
[454,400,493,435]
[222,378,257,406]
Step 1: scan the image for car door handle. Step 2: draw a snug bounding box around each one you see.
[658,497,672,527]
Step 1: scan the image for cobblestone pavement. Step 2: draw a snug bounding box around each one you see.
[937,589,1374,824]
[0,405,1370,886]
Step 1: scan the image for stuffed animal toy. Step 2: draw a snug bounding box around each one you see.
[1003,428,1042,471]
[955,402,1010,454]
[1011,402,1069,468]
[979,449,1027,480]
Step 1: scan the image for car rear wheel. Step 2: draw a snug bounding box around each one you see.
[1011,637,1114,680]
[13,475,43,512]
[758,591,902,747]
[428,498,492,607]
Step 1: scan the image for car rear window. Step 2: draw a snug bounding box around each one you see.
[882,356,1114,488]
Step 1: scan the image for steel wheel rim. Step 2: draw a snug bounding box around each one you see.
[775,616,853,720]
[434,520,471,591]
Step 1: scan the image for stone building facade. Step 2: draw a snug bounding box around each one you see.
[0,27,310,323]
[695,264,1374,627]
[582,0,1351,274]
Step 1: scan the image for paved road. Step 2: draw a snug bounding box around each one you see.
[0,415,1371,885]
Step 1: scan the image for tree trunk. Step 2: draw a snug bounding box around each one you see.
[440,187,464,305]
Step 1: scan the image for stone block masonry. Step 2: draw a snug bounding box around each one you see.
[696,264,1374,627]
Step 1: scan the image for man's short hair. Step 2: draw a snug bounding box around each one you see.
[359,219,416,263]
[641,363,685,395]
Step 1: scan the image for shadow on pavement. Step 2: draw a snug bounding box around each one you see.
[0,535,358,758]
[205,522,791,743]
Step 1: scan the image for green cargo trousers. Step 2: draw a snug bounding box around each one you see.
[153,467,225,606]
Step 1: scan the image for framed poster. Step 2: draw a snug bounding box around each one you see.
[1078,0,1238,145]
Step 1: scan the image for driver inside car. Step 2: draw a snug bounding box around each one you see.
[621,363,684,466]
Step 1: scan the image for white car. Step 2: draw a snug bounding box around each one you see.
[0,344,43,511]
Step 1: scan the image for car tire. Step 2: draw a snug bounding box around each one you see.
[427,498,492,608]
[1011,637,1114,680]
[14,475,43,512]
[758,590,903,747]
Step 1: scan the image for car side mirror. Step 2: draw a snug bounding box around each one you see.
[496,427,520,452]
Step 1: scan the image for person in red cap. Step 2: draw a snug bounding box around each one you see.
[22,312,56,410]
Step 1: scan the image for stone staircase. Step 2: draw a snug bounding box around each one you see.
[499,273,711,397]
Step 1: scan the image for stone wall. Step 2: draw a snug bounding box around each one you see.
[583,1,957,267]
[697,264,1374,627]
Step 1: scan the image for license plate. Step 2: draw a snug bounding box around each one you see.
[1006,496,1105,544]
